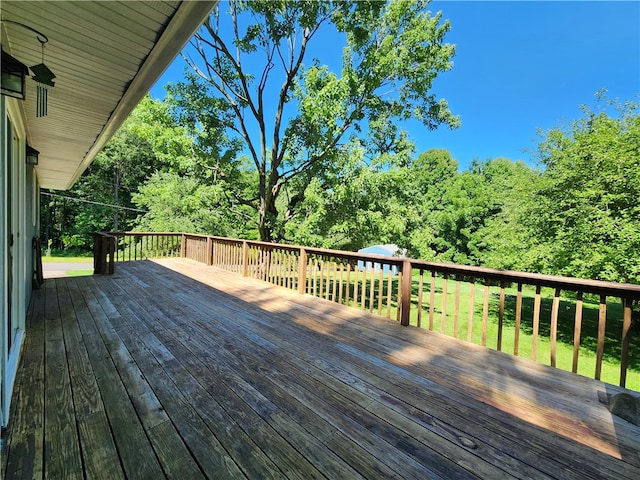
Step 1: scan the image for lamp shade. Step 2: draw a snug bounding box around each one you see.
[26,145,39,165]
[1,49,29,99]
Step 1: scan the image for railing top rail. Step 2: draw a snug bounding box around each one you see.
[184,234,406,263]
[409,259,640,298]
[96,232,118,239]
[103,231,640,299]
[105,232,183,237]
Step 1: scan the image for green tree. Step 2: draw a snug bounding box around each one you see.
[284,156,407,251]
[49,115,158,249]
[394,153,539,266]
[172,0,459,242]
[133,172,251,236]
[398,149,460,260]
[530,97,640,283]
[53,95,202,249]
[473,159,540,269]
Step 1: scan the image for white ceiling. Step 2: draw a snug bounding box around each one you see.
[1,0,215,190]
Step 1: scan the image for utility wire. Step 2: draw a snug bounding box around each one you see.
[41,191,149,214]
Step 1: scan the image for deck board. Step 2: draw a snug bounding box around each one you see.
[3,258,640,479]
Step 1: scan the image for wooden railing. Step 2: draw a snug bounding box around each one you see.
[94,232,640,389]
[95,232,183,263]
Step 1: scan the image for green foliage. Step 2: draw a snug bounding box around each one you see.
[528,97,640,283]
[44,95,208,249]
[387,151,540,268]
[172,0,458,241]
[132,172,254,238]
[285,162,407,251]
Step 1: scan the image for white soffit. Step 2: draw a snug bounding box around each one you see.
[1,0,215,190]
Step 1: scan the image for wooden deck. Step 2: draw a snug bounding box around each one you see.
[2,258,639,479]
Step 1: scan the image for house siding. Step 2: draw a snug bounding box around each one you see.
[0,95,38,428]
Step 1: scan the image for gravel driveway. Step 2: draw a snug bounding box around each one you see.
[42,262,94,279]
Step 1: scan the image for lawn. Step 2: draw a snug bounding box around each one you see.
[64,269,94,277]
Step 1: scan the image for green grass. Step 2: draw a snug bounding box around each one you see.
[65,269,94,277]
[42,256,93,263]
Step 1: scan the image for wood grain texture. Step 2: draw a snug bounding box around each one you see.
[4,259,640,479]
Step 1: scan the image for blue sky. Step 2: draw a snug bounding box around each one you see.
[150,1,640,171]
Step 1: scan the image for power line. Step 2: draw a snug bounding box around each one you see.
[41,191,149,213]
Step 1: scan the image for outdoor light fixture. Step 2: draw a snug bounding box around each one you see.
[0,19,55,116]
[26,145,39,165]
[1,49,29,99]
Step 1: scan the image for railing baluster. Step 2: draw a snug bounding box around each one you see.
[595,294,607,381]
[346,262,352,306]
[353,265,359,309]
[323,257,329,299]
[454,276,461,339]
[333,260,339,302]
[338,261,344,304]
[386,269,392,319]
[300,252,306,292]
[467,277,475,342]
[377,268,384,316]
[326,258,332,300]
[289,251,294,289]
[417,269,424,328]
[441,274,448,334]
[482,279,490,347]
[319,258,325,299]
[361,265,368,310]
[620,297,632,388]
[400,259,412,326]
[283,251,289,289]
[497,283,505,351]
[532,285,542,362]
[514,283,522,356]
[283,250,288,288]
[312,259,318,297]
[429,271,436,331]
[550,288,561,367]
[369,264,376,312]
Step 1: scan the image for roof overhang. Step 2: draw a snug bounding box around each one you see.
[1,0,216,190]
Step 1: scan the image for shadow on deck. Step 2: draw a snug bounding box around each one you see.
[2,258,639,479]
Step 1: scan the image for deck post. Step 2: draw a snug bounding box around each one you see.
[400,259,412,326]
[242,241,249,277]
[93,233,115,275]
[298,248,307,294]
[181,234,186,258]
[107,236,115,274]
[93,233,102,274]
[206,236,213,266]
